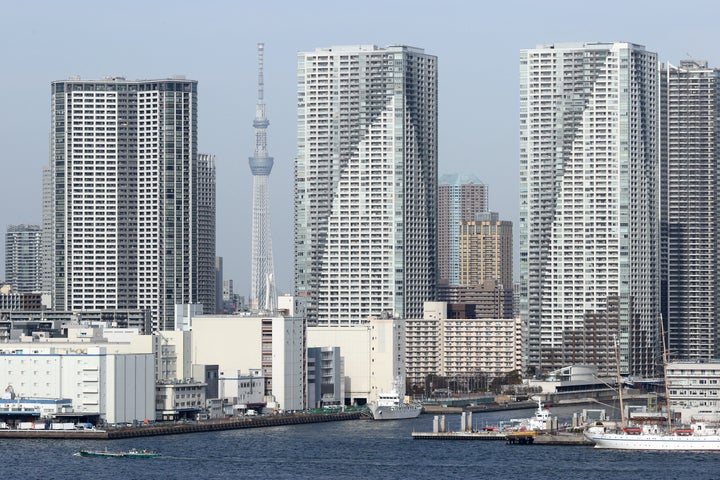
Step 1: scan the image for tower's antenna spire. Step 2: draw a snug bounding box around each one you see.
[257,42,264,102]
[248,42,276,313]
[252,43,270,159]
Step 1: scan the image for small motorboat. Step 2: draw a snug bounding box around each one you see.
[77,448,159,458]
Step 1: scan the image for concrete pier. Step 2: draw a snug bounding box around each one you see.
[412,431,506,440]
[0,412,362,440]
[412,430,592,445]
[413,415,592,445]
[532,432,593,446]
[506,431,592,446]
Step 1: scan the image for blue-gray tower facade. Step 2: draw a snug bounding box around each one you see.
[249,43,277,312]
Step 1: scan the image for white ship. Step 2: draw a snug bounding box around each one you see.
[584,423,720,451]
[584,327,720,450]
[368,388,422,420]
[510,397,554,431]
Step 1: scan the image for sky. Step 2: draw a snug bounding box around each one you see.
[1,0,719,298]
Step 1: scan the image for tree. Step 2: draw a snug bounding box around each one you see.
[489,370,523,393]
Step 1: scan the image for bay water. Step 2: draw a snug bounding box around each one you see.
[5,406,719,479]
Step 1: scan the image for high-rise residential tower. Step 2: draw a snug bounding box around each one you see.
[295,45,438,325]
[41,165,54,296]
[438,211,513,321]
[661,60,720,360]
[520,42,660,377]
[438,174,488,286]
[197,153,217,314]
[459,212,512,289]
[248,43,277,312]
[49,77,216,331]
[5,224,42,293]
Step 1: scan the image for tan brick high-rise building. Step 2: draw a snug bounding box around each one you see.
[459,212,512,289]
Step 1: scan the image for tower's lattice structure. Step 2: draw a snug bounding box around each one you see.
[248,43,277,312]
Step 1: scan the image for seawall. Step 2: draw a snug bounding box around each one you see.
[0,412,362,440]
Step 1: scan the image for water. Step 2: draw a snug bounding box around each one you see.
[4,407,720,480]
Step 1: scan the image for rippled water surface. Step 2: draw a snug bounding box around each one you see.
[5,407,720,480]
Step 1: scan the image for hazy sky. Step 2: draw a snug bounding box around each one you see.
[2,0,719,298]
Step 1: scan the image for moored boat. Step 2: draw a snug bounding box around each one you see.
[584,325,720,451]
[584,423,720,450]
[509,397,555,431]
[368,384,422,420]
[77,448,159,458]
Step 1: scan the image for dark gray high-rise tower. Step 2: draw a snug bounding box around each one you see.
[248,43,277,312]
[661,60,720,360]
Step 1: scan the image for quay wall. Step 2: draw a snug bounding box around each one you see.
[0,412,362,440]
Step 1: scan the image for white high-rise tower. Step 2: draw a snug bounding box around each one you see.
[519,42,659,377]
[248,43,277,312]
[49,76,216,331]
[295,45,438,325]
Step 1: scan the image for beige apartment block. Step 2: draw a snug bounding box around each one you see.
[406,302,521,385]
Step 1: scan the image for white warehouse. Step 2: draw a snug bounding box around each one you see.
[0,346,154,424]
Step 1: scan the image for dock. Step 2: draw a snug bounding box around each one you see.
[0,412,362,439]
[412,431,506,441]
[412,413,592,445]
[532,432,592,446]
[412,412,513,442]
[506,431,537,444]
[412,430,592,446]
[506,431,592,445]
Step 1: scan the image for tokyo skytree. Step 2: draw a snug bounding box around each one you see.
[248,43,277,312]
